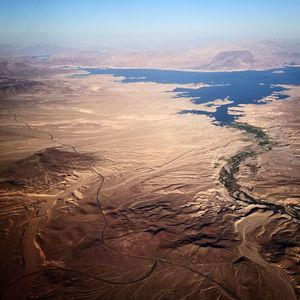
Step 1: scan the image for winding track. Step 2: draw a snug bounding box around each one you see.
[1,109,241,300]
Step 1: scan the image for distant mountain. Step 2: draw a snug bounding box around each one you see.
[0,44,77,57]
[1,40,299,71]
[200,50,256,70]
[0,58,39,77]
[20,44,77,56]
[0,77,43,94]
[0,44,21,56]
[0,58,44,94]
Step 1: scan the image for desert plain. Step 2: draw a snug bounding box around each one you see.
[0,66,299,300]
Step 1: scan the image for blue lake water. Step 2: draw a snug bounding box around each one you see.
[82,66,300,125]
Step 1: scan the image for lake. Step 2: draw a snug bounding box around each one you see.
[82,66,300,125]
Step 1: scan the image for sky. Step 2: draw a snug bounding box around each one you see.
[0,0,299,49]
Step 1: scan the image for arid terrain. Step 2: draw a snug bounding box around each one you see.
[0,59,299,300]
[1,40,300,71]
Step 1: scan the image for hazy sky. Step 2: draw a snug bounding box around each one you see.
[0,0,299,48]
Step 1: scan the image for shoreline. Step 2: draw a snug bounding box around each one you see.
[58,64,300,74]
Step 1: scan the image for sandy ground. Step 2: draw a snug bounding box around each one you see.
[0,73,299,299]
